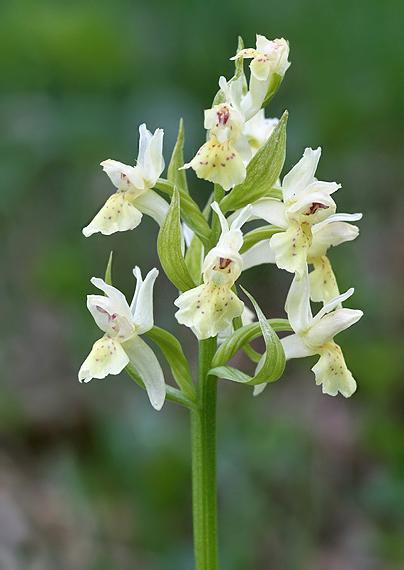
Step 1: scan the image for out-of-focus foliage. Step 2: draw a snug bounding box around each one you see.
[1,0,403,568]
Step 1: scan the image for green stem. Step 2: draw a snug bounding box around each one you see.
[191,337,218,570]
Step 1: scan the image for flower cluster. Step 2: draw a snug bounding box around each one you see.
[80,34,362,409]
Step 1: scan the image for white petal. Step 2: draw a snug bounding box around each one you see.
[313,288,355,323]
[90,277,131,315]
[282,147,321,201]
[100,159,144,190]
[284,269,313,333]
[123,335,166,410]
[312,342,357,397]
[82,193,143,237]
[316,212,363,225]
[137,124,165,186]
[230,203,253,231]
[242,240,275,270]
[248,198,287,227]
[307,308,363,346]
[310,221,360,258]
[79,337,129,382]
[134,189,169,226]
[131,267,159,334]
[281,334,314,359]
[211,201,229,234]
[137,124,152,166]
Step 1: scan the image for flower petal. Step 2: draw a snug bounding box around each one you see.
[248,198,287,227]
[78,337,129,383]
[137,124,165,186]
[123,335,166,410]
[100,159,144,190]
[312,342,357,397]
[250,57,272,81]
[242,240,275,270]
[309,256,340,303]
[131,267,159,334]
[82,193,143,237]
[284,268,313,332]
[270,222,312,277]
[174,283,244,340]
[282,147,321,201]
[134,189,169,226]
[313,288,355,322]
[90,277,132,317]
[307,308,363,346]
[310,221,360,258]
[185,136,246,191]
[281,333,314,359]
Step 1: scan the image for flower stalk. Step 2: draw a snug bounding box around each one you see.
[191,337,219,570]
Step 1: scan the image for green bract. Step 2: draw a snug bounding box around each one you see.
[155,178,210,246]
[168,119,189,195]
[157,187,195,292]
[220,111,288,212]
[209,288,287,385]
[145,326,195,401]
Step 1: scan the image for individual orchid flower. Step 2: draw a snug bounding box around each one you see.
[240,147,340,277]
[255,269,362,397]
[241,210,362,304]
[174,202,252,339]
[78,267,166,410]
[231,35,290,110]
[183,78,252,191]
[83,124,168,237]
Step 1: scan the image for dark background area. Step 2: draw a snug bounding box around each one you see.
[1,0,403,568]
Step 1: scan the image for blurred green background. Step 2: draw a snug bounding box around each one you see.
[1,0,403,568]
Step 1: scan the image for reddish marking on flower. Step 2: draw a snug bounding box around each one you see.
[217,106,230,126]
[96,306,117,321]
[307,202,328,215]
[219,257,232,269]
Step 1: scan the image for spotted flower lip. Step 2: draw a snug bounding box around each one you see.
[82,123,168,237]
[78,267,166,410]
[174,202,252,339]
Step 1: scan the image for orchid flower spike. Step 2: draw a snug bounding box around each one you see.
[175,202,252,339]
[279,269,362,397]
[83,124,168,237]
[78,267,166,410]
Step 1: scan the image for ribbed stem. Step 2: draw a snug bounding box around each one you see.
[191,337,218,570]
